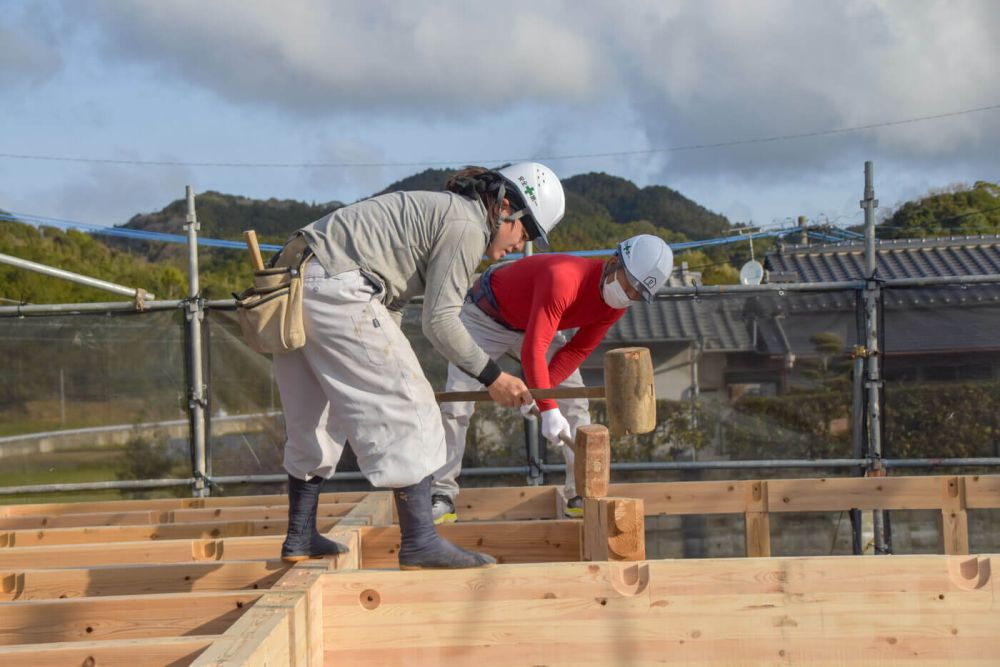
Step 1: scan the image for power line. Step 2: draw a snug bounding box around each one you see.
[0,104,997,169]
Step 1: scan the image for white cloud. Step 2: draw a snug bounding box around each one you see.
[66,0,604,116]
[4,0,999,226]
[55,1,998,166]
[0,5,63,88]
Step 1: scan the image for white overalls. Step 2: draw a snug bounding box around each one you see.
[275,265,446,488]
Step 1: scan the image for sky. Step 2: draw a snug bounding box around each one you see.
[1,0,999,236]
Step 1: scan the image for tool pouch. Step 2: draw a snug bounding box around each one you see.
[235,233,312,354]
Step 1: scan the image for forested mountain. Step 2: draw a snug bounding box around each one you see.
[562,173,731,240]
[122,192,342,254]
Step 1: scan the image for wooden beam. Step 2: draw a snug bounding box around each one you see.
[359,520,582,569]
[0,536,284,569]
[767,476,943,512]
[0,518,341,548]
[0,636,214,667]
[0,591,259,645]
[270,563,330,666]
[321,529,361,572]
[965,475,1000,509]
[337,491,394,527]
[0,491,366,518]
[321,555,1000,666]
[609,480,750,515]
[1,560,291,601]
[189,601,292,667]
[439,486,557,521]
[0,502,352,531]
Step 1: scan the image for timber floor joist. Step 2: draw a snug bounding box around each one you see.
[0,474,996,666]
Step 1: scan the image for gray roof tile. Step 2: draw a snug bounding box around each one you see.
[765,235,1000,281]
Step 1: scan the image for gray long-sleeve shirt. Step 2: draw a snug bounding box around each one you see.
[300,190,492,380]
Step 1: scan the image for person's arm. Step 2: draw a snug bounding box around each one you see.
[519,277,571,412]
[546,315,620,386]
[422,219,494,379]
[422,219,530,406]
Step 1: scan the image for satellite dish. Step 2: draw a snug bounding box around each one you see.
[739,260,764,286]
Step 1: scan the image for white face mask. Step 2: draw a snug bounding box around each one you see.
[601,275,633,309]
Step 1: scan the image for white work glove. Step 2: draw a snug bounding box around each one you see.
[519,401,538,419]
[540,408,572,447]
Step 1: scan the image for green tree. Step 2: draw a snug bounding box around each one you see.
[879,181,1000,239]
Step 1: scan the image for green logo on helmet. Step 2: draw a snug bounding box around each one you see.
[517,176,538,204]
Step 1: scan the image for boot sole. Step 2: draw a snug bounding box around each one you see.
[432,512,458,525]
[281,552,349,564]
[399,561,497,571]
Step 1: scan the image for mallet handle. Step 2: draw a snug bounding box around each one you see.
[243,230,265,271]
[435,386,605,403]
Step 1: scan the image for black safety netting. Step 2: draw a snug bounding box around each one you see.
[0,310,190,498]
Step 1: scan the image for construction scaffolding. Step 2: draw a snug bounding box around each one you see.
[2,162,1000,558]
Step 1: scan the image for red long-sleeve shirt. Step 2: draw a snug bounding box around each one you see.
[489,254,625,412]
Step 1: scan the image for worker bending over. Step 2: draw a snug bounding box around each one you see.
[273,163,565,568]
[433,234,673,523]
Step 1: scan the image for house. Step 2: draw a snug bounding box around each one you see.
[582,235,1000,403]
[762,234,1000,386]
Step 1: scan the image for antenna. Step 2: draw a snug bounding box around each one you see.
[739,229,764,285]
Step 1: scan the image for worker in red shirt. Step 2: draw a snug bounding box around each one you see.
[433,234,674,522]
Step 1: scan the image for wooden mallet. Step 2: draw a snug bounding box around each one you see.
[243,229,265,271]
[435,346,656,439]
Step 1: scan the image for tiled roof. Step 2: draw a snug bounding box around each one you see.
[602,236,1000,352]
[765,235,1000,282]
[604,297,753,351]
[764,235,1000,312]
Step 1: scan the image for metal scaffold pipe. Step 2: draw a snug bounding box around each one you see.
[185,186,209,498]
[0,251,155,301]
[861,160,889,554]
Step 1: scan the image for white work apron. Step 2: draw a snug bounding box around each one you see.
[274,264,445,488]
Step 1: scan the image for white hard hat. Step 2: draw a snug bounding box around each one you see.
[616,234,673,302]
[496,162,565,251]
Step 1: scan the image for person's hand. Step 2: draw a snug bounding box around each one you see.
[540,408,572,447]
[519,401,538,419]
[487,371,532,408]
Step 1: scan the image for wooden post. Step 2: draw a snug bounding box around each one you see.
[941,477,969,555]
[744,480,771,557]
[583,497,645,561]
[574,425,611,499]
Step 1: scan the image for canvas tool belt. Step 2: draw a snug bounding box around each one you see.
[234,233,312,354]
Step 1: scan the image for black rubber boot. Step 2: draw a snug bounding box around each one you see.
[281,474,350,563]
[394,475,496,570]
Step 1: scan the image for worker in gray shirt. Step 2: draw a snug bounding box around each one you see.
[273,162,566,569]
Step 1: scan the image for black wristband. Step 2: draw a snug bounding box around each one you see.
[476,359,503,387]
